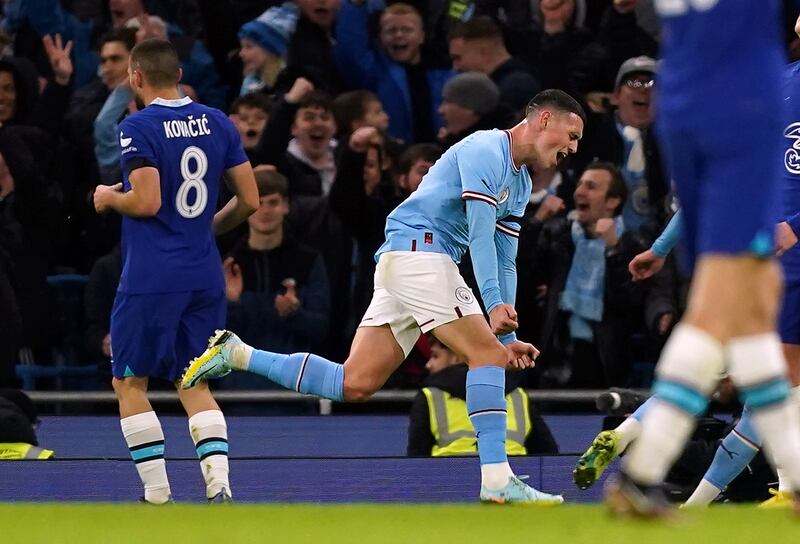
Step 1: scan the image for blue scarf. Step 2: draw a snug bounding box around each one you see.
[559,217,625,342]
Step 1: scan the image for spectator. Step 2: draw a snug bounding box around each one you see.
[332,90,390,140]
[0,159,22,387]
[65,28,136,188]
[237,3,300,96]
[253,78,337,197]
[229,93,272,161]
[407,337,558,457]
[335,1,452,144]
[525,162,650,388]
[436,71,512,149]
[572,55,667,230]
[0,389,54,459]
[448,16,540,114]
[83,244,121,364]
[394,142,440,196]
[0,127,64,366]
[222,169,330,388]
[284,0,344,94]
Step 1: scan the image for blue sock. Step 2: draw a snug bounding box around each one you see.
[247,350,344,402]
[630,397,652,422]
[466,366,507,465]
[703,409,761,490]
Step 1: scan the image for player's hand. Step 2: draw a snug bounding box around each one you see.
[506,340,539,371]
[776,221,799,257]
[489,304,518,335]
[275,279,300,317]
[628,248,665,281]
[223,257,243,302]
[285,77,314,104]
[93,182,123,214]
[613,0,638,15]
[533,194,565,222]
[349,126,383,153]
[42,34,73,86]
[595,218,618,247]
[102,333,112,358]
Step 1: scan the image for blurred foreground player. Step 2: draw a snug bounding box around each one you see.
[183,89,585,504]
[605,0,800,517]
[93,39,258,503]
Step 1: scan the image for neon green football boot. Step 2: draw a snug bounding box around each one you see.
[573,430,621,490]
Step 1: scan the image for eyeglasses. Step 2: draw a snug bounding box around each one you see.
[625,79,654,90]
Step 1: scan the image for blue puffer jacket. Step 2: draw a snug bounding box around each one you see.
[335,1,452,143]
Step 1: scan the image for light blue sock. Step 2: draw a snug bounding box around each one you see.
[703,409,761,490]
[247,350,344,402]
[630,396,653,421]
[466,366,507,465]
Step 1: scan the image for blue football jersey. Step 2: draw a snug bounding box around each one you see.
[655,0,784,126]
[781,61,800,280]
[377,129,532,264]
[117,97,249,294]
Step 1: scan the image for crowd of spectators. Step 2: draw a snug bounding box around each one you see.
[2,0,797,393]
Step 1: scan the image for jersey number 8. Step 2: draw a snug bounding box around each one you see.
[655,0,719,16]
[176,146,209,219]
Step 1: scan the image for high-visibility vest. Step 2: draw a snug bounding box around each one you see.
[0,443,55,460]
[423,387,531,457]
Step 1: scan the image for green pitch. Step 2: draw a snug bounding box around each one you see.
[0,503,797,544]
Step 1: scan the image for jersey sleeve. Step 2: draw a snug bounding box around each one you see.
[651,209,682,258]
[219,114,250,170]
[118,117,159,177]
[458,134,504,206]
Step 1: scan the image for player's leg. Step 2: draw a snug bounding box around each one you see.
[684,407,761,507]
[181,284,411,402]
[111,292,174,504]
[432,316,562,504]
[176,288,232,501]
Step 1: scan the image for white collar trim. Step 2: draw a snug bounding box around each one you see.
[150,96,193,107]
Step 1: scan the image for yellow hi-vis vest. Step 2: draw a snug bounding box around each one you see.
[0,443,55,460]
[423,387,531,457]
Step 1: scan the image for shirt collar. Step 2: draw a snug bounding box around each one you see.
[150,96,193,107]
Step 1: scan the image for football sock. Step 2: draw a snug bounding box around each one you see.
[467,366,513,490]
[121,411,171,504]
[244,350,344,402]
[188,410,230,498]
[614,398,650,453]
[728,334,800,494]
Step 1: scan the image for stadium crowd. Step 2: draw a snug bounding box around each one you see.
[0,0,796,394]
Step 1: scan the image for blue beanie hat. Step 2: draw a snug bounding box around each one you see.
[238,2,300,57]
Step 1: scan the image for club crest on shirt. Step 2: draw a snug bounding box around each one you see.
[498,188,510,204]
[455,287,474,304]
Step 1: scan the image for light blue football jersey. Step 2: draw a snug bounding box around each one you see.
[377,129,532,264]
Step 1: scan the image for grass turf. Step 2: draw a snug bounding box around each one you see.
[0,503,798,544]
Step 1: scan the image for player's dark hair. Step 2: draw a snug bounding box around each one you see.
[230,92,272,116]
[585,160,627,215]
[100,27,137,52]
[397,143,441,176]
[254,169,288,199]
[297,90,334,114]
[525,89,587,126]
[448,16,503,44]
[333,90,381,136]
[130,38,180,88]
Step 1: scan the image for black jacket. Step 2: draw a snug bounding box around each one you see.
[489,57,541,115]
[83,245,121,362]
[523,217,650,385]
[407,364,559,457]
[225,234,329,354]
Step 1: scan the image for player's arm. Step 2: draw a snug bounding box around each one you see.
[495,218,522,344]
[94,167,161,217]
[213,162,259,235]
[629,209,682,281]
